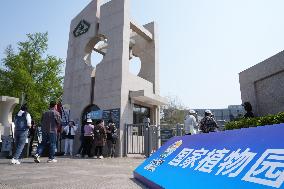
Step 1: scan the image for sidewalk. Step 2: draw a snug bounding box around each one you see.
[0,157,147,189]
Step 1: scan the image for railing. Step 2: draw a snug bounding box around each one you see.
[125,124,160,157]
[125,124,145,155]
[125,123,186,157]
[160,124,184,145]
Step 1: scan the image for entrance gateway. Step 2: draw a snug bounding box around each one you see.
[63,0,167,156]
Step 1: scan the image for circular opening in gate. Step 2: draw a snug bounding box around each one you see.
[84,35,108,68]
[91,50,104,68]
[129,56,141,75]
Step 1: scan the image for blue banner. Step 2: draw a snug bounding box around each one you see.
[88,110,103,119]
[134,124,284,189]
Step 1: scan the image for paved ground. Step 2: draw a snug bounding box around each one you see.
[0,157,147,189]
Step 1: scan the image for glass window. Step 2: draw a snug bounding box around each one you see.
[133,104,150,124]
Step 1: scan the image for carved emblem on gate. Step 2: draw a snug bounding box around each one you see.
[73,20,90,37]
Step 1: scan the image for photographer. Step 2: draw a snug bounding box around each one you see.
[63,120,77,156]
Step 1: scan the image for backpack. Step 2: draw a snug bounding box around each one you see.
[15,112,28,131]
[203,116,217,132]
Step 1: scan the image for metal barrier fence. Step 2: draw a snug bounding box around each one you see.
[160,124,184,145]
[125,124,159,157]
[125,124,145,155]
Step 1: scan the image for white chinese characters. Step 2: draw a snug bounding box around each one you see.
[216,148,256,177]
[242,149,284,188]
[143,139,284,189]
[168,148,193,166]
[180,148,208,169]
[195,149,230,173]
[144,140,182,172]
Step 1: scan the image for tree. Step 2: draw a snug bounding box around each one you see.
[161,95,186,124]
[0,32,64,122]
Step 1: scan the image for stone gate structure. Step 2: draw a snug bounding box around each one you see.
[63,0,167,156]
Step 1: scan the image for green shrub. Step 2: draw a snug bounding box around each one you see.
[225,112,284,130]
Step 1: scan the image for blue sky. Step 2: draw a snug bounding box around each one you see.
[1,0,284,109]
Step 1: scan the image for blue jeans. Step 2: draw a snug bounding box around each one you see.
[36,132,57,159]
[13,130,28,159]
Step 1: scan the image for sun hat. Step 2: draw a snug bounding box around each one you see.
[205,110,212,114]
[86,118,92,123]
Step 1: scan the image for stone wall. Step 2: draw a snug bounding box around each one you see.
[239,51,284,116]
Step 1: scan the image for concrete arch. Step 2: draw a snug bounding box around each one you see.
[81,104,100,124]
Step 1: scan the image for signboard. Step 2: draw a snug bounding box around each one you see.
[61,104,70,126]
[88,110,103,119]
[134,124,284,189]
[102,109,120,128]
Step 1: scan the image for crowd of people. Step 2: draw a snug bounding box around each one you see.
[184,109,219,135]
[184,102,254,135]
[77,118,117,159]
[9,100,254,165]
[10,101,118,165]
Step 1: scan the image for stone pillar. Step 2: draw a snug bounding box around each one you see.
[0,96,19,137]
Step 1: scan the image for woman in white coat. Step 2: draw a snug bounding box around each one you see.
[63,120,77,156]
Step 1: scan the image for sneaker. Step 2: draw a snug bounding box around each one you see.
[11,158,20,165]
[47,159,58,163]
[75,154,81,158]
[99,156,104,159]
[34,154,40,163]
